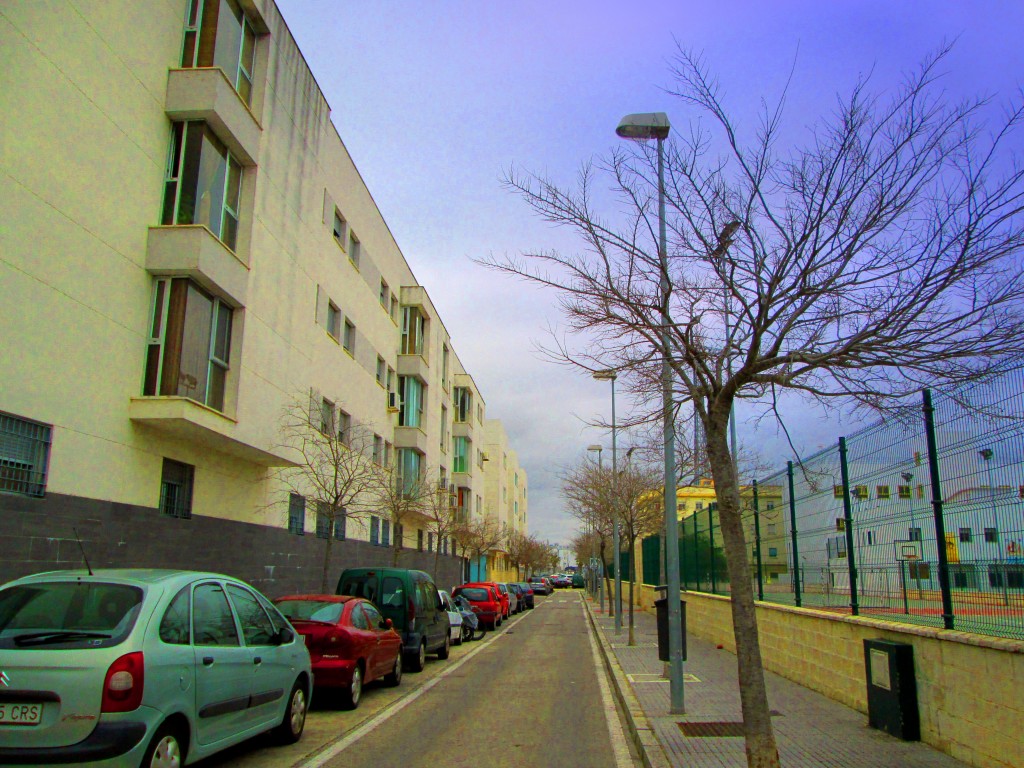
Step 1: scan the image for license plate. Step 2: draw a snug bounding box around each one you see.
[0,703,43,726]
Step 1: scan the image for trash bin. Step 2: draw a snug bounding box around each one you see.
[654,594,686,662]
[863,639,919,741]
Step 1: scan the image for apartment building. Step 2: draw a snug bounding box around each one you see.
[0,0,503,591]
[482,420,528,580]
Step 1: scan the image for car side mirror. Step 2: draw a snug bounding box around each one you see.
[380,618,393,630]
[276,627,295,645]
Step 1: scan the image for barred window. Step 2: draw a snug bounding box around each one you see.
[288,493,305,535]
[0,412,52,497]
[160,459,194,519]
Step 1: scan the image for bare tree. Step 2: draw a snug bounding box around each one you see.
[421,474,461,577]
[454,516,505,580]
[562,458,616,610]
[483,45,1024,767]
[367,459,430,567]
[613,456,663,645]
[276,396,381,593]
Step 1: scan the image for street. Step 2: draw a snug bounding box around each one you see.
[195,590,636,768]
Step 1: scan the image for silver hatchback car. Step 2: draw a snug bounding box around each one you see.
[0,569,312,767]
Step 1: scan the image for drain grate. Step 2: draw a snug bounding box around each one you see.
[678,722,745,738]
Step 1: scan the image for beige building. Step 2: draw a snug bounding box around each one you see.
[482,420,529,580]
[0,0,518,589]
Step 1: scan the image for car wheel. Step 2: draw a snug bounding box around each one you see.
[274,680,308,744]
[407,640,426,672]
[473,624,487,641]
[453,627,462,646]
[384,653,403,687]
[140,722,184,768]
[340,664,362,710]
[461,624,472,643]
[437,632,450,660]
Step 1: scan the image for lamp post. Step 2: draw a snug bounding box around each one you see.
[616,111,684,714]
[979,448,1007,605]
[900,471,921,598]
[594,369,621,633]
[587,444,604,610]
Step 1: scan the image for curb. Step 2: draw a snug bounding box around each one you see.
[584,597,672,768]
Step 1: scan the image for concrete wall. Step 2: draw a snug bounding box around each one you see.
[633,584,1022,768]
[0,492,464,598]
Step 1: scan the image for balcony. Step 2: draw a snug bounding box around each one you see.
[397,354,429,381]
[165,68,261,166]
[452,420,472,439]
[129,397,294,467]
[452,470,471,489]
[146,225,249,306]
[393,426,428,453]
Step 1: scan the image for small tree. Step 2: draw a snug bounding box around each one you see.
[454,516,505,580]
[367,458,430,567]
[421,474,461,577]
[277,396,380,592]
[562,457,615,609]
[612,457,662,644]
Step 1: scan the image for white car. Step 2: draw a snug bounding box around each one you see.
[439,590,465,645]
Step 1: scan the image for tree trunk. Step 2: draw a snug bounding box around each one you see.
[705,408,780,768]
[320,534,332,594]
[599,539,610,614]
[627,537,636,646]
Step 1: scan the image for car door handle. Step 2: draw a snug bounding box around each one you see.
[203,656,214,666]
[253,656,262,665]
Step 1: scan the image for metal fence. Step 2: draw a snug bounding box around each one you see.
[640,373,1024,641]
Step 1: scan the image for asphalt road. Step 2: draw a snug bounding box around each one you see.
[195,589,636,768]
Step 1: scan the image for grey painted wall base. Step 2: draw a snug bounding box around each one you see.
[0,492,465,597]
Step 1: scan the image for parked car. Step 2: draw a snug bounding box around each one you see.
[337,567,450,672]
[514,582,535,609]
[507,582,526,612]
[527,576,552,595]
[498,583,519,616]
[493,582,513,619]
[438,590,464,646]
[452,584,502,629]
[572,571,586,589]
[0,569,311,768]
[273,594,401,709]
[452,593,485,641]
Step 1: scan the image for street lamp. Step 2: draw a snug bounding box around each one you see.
[978,448,1007,605]
[594,369,621,633]
[616,111,685,714]
[900,471,921,598]
[587,444,604,608]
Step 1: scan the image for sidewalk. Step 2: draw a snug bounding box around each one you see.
[584,595,972,768]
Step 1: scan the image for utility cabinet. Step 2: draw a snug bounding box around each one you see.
[863,639,920,741]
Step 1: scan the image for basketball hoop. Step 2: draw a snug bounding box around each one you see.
[894,539,923,562]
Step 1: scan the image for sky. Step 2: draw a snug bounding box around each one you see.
[274,0,1024,547]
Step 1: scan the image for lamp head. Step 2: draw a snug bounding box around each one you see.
[592,369,617,381]
[616,112,670,141]
[587,444,603,453]
[979,448,994,461]
[900,472,913,482]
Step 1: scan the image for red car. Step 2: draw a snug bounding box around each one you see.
[274,594,403,709]
[453,584,503,629]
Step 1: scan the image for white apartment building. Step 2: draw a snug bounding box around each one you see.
[0,0,519,590]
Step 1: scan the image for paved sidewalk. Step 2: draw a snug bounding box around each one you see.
[584,594,971,768]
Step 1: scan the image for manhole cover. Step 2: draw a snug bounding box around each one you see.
[678,722,745,738]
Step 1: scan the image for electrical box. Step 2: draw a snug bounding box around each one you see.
[863,639,920,741]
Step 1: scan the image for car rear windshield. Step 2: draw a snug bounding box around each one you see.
[456,588,489,602]
[274,599,344,624]
[0,581,143,649]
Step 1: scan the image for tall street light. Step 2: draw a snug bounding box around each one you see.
[616,111,685,714]
[594,369,621,634]
[587,443,604,609]
[979,448,1007,605]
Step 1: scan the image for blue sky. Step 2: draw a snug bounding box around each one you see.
[275,1,1024,546]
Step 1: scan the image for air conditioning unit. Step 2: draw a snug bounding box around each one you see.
[481,451,490,462]
[387,391,400,412]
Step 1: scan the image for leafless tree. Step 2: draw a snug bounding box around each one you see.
[453,516,505,580]
[613,456,663,645]
[276,396,381,593]
[562,457,617,612]
[421,474,462,577]
[366,459,430,567]
[482,45,1024,767]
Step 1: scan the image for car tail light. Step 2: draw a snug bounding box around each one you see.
[101,652,144,713]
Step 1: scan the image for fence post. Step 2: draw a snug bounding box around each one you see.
[923,388,955,630]
[708,504,717,593]
[693,512,700,592]
[788,461,802,607]
[839,437,860,616]
[753,480,764,601]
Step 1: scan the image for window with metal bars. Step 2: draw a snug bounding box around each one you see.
[160,459,194,519]
[0,412,51,498]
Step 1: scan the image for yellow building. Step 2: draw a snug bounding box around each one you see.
[482,420,529,581]
[0,0,517,591]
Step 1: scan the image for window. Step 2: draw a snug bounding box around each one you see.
[876,485,891,500]
[180,0,257,105]
[145,278,233,412]
[348,230,360,267]
[319,397,334,435]
[897,485,912,499]
[373,435,383,465]
[454,387,472,422]
[397,449,422,496]
[384,441,393,467]
[225,584,276,645]
[695,502,703,511]
[390,295,398,321]
[288,493,305,534]
[160,459,194,518]
[326,301,341,339]
[985,527,998,543]
[833,485,844,499]
[376,356,386,386]
[909,527,922,542]
[442,345,450,387]
[428,532,434,552]
[835,518,846,532]
[418,530,424,551]
[333,209,346,247]
[379,279,388,307]
[316,502,330,539]
[453,437,469,473]
[959,527,972,543]
[334,510,346,540]
[162,122,242,250]
[387,367,395,396]
[401,307,425,355]
[853,485,868,499]
[399,377,424,428]
[159,588,191,644]
[337,410,351,446]
[343,320,355,354]
[0,412,51,497]
[193,583,239,646]
[909,562,930,580]
[370,516,380,545]
[382,519,391,547]
[440,406,448,451]
[442,536,448,555]
[769,547,778,557]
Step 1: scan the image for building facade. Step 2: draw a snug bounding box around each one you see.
[0,0,518,593]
